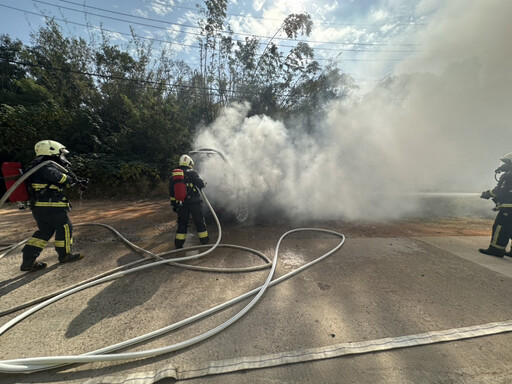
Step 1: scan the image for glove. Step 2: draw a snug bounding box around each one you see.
[77,177,89,190]
[70,177,89,190]
[66,174,78,188]
[66,172,88,189]
[480,190,492,199]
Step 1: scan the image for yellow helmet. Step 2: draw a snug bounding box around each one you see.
[179,154,194,168]
[34,140,69,157]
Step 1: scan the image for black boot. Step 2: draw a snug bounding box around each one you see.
[479,248,505,258]
[59,253,84,264]
[20,261,47,272]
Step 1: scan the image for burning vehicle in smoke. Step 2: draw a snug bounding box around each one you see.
[189,148,249,223]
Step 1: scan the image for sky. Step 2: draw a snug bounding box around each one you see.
[0,0,432,92]
[1,0,511,221]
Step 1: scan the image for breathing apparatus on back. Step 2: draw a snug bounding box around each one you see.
[1,140,89,207]
[172,155,195,204]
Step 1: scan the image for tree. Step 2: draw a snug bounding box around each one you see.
[0,2,357,196]
[0,35,27,90]
[196,0,229,123]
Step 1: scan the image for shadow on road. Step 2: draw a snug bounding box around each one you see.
[65,252,177,338]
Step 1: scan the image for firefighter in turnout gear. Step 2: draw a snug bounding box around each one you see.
[20,140,86,272]
[479,152,512,258]
[169,154,209,249]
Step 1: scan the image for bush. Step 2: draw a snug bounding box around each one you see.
[69,153,167,197]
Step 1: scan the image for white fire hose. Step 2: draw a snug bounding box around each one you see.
[0,164,345,373]
[0,162,511,381]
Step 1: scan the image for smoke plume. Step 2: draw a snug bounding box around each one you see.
[193,0,511,222]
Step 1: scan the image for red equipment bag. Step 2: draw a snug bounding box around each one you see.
[172,168,187,203]
[1,162,30,202]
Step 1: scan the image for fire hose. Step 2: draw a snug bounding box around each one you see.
[0,164,345,374]
[0,163,511,380]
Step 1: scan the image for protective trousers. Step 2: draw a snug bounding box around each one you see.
[175,202,209,248]
[21,207,73,268]
[488,209,512,253]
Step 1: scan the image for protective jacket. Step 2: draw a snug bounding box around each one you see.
[27,156,72,209]
[490,170,512,210]
[169,165,209,249]
[21,156,77,270]
[483,169,512,255]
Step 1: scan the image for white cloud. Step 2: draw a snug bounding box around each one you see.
[149,0,176,16]
[253,0,266,12]
[371,9,388,21]
[133,9,149,18]
[324,1,338,12]
[89,27,127,43]
[379,23,396,33]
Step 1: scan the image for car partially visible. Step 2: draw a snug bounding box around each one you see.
[189,148,249,223]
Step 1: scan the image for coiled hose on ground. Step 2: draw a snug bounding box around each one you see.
[0,163,346,373]
[5,163,509,380]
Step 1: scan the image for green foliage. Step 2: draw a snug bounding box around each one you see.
[283,13,313,38]
[0,3,356,197]
[0,99,66,163]
[0,35,27,87]
[69,153,162,197]
[0,78,53,106]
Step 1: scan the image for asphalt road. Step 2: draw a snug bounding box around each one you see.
[0,216,511,384]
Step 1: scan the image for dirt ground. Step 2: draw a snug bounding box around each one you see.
[0,199,495,245]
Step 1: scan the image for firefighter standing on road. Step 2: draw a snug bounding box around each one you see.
[169,155,209,249]
[479,152,512,258]
[20,140,86,272]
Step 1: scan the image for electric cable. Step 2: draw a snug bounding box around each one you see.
[59,0,425,29]
[12,1,425,47]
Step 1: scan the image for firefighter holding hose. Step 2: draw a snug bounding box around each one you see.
[479,152,512,258]
[20,140,88,272]
[169,154,209,248]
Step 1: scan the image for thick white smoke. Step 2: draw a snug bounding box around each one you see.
[193,0,511,222]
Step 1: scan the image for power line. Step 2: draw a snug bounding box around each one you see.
[2,58,304,97]
[0,2,421,57]
[31,0,204,39]
[58,0,200,31]
[139,0,426,28]
[0,3,197,49]
[0,2,430,78]
[24,0,422,47]
[3,55,388,96]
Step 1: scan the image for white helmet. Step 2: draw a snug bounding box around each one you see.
[34,140,69,157]
[495,152,512,174]
[500,152,512,164]
[179,154,194,168]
